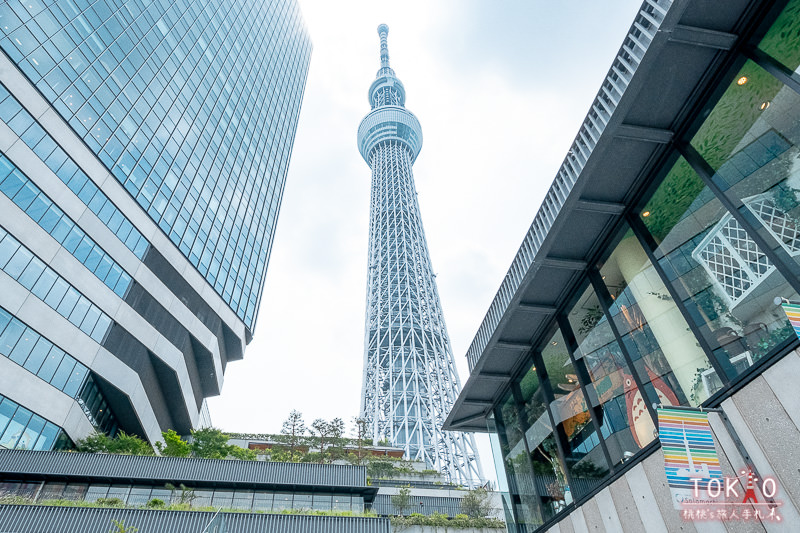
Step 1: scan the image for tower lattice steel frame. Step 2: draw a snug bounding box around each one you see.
[357,25,483,486]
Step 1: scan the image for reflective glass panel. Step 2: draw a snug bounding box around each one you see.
[641,156,799,390]
[231,491,253,511]
[542,329,609,499]
[599,225,714,406]
[273,493,293,511]
[252,492,273,512]
[495,393,542,529]
[312,493,332,511]
[128,486,152,507]
[0,404,31,448]
[758,0,800,73]
[567,284,654,467]
[517,354,567,522]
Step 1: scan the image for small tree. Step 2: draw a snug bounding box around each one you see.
[280,410,306,462]
[328,418,345,462]
[311,419,330,462]
[460,487,493,518]
[190,427,232,459]
[352,417,370,464]
[391,485,412,516]
[77,431,153,456]
[165,483,196,507]
[156,429,190,457]
[228,445,258,461]
[109,519,138,533]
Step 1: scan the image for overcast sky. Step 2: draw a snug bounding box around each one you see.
[208,0,643,483]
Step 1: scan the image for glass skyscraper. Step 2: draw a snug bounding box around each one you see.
[0,0,310,449]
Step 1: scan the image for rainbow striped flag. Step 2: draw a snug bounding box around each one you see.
[657,407,722,509]
[781,302,800,339]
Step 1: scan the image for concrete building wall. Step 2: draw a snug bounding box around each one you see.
[543,349,800,532]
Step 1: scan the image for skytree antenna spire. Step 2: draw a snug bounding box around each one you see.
[357,25,483,487]
[378,23,390,70]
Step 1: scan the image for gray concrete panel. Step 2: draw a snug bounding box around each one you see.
[62,402,96,445]
[557,513,575,533]
[87,347,162,444]
[718,399,800,532]
[3,136,225,398]
[731,376,800,514]
[579,498,605,532]
[35,112,109,195]
[703,414,763,533]
[625,463,668,533]
[0,357,76,429]
[0,270,35,316]
[608,475,647,533]
[0,194,61,264]
[2,129,93,232]
[0,53,49,120]
[13,291,100,369]
[640,450,697,533]
[594,488,623,533]
[569,507,590,533]
[762,350,800,434]
[2,280,162,444]
[0,120,17,153]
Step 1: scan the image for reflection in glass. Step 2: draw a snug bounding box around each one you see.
[517,354,568,521]
[496,393,542,528]
[487,414,516,528]
[542,329,609,499]
[599,226,713,406]
[758,0,800,73]
[642,150,798,392]
[567,284,653,467]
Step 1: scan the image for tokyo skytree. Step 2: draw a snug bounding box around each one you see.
[357,24,483,486]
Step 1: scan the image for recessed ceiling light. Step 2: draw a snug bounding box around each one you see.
[642,210,651,217]
[737,76,748,86]
[760,101,770,110]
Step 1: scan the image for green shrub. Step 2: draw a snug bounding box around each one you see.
[96,497,124,507]
[146,498,165,508]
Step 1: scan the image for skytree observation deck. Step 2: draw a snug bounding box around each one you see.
[357,24,483,487]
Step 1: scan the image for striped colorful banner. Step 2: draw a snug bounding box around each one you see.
[781,302,800,340]
[657,408,722,509]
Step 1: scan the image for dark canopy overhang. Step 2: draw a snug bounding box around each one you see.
[445,0,780,432]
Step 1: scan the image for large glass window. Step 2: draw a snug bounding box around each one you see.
[517,352,567,523]
[598,226,714,406]
[541,329,608,500]
[640,156,798,391]
[757,0,800,73]
[486,414,515,528]
[495,391,542,529]
[567,284,653,468]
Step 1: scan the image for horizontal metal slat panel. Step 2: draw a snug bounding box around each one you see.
[0,505,392,533]
[0,449,368,489]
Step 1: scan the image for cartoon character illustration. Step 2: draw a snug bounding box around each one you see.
[624,367,679,447]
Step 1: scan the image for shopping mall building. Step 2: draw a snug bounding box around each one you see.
[444,0,800,531]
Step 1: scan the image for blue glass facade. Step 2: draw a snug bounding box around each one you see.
[0,224,113,344]
[0,393,70,450]
[0,0,311,329]
[0,152,133,298]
